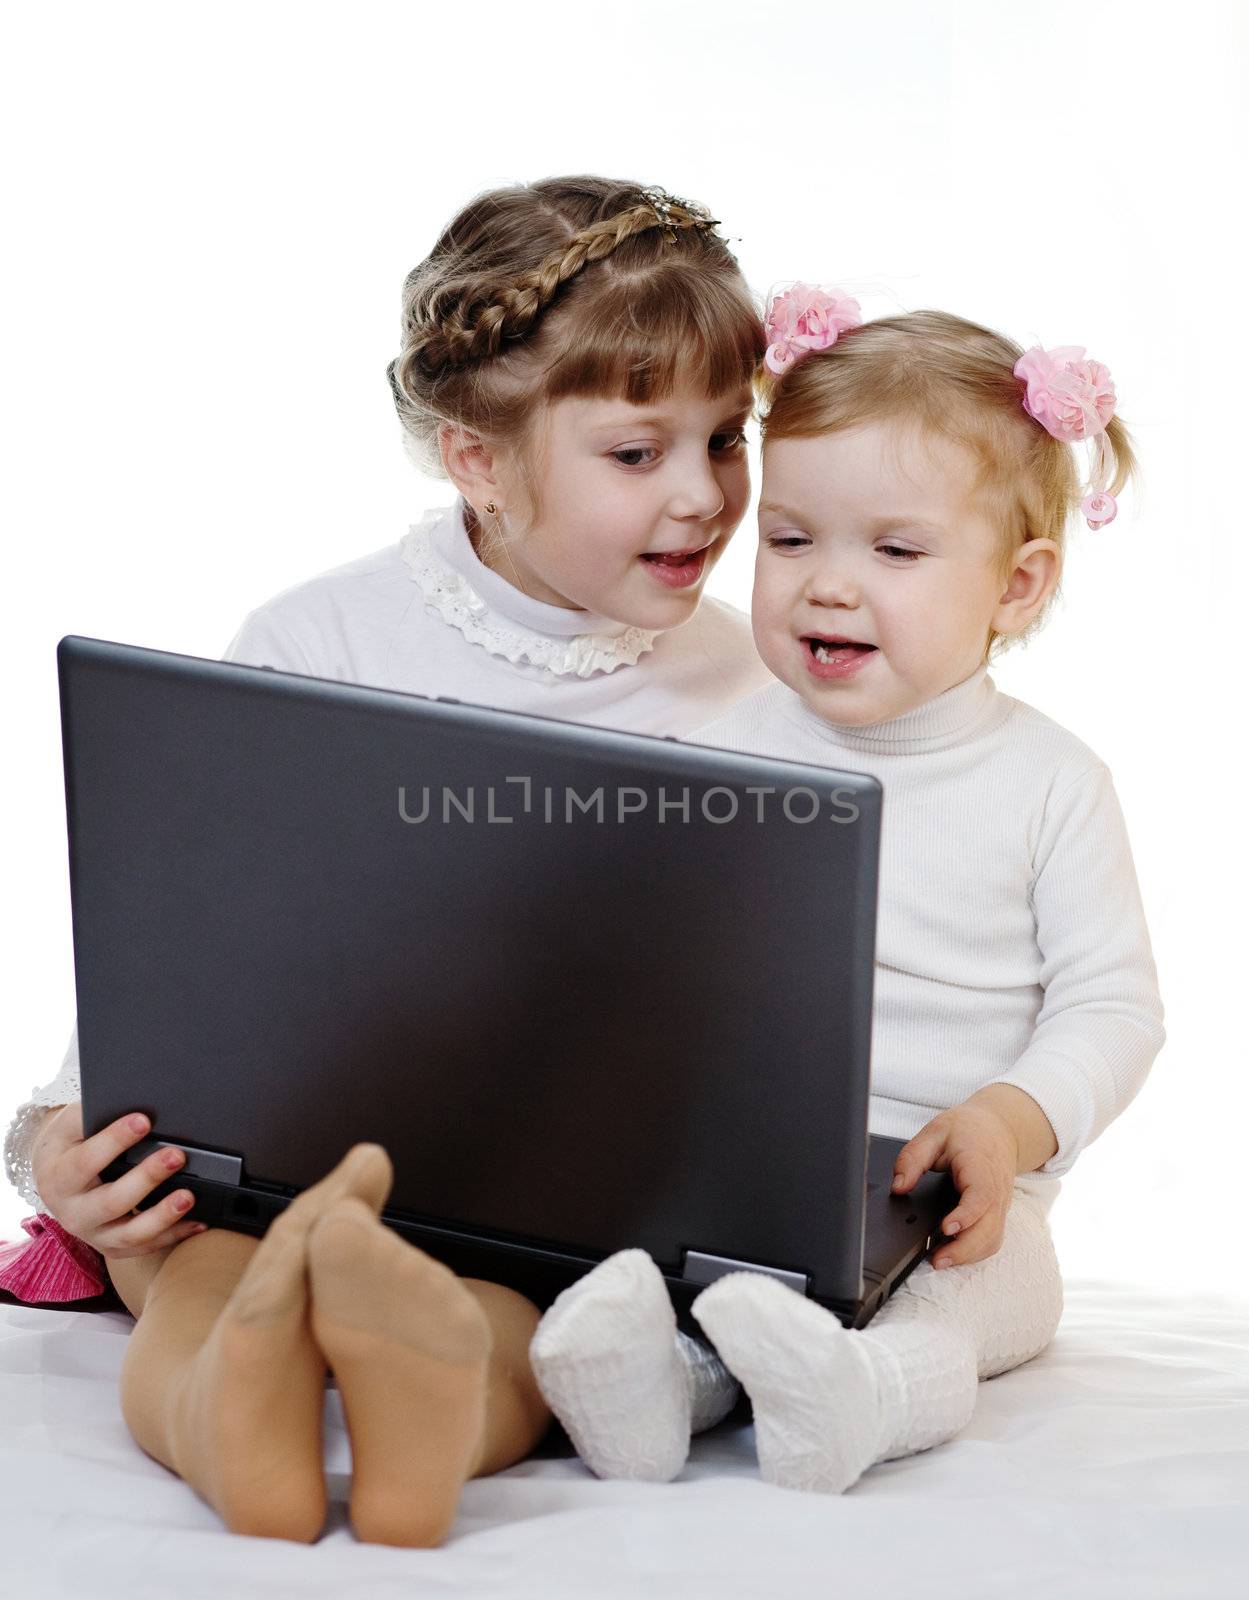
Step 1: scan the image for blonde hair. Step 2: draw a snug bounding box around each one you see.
[758,309,1138,660]
[387,175,764,526]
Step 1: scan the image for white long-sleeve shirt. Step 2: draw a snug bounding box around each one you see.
[689,664,1166,1196]
[221,501,771,735]
[4,503,771,1209]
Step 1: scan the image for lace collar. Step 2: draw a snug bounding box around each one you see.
[399,504,659,679]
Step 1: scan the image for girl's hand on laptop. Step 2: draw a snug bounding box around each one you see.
[889,1100,1020,1271]
[31,1103,206,1258]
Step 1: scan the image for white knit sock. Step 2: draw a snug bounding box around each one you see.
[693,1271,892,1493]
[528,1248,739,1481]
[692,1192,1063,1495]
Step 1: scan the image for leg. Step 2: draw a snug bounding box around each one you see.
[693,1189,1063,1494]
[306,1198,550,1548]
[528,1249,740,1482]
[109,1244,178,1319]
[461,1276,555,1475]
[110,1144,393,1541]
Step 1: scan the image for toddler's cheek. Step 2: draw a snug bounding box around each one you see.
[750,618,793,687]
[748,590,793,678]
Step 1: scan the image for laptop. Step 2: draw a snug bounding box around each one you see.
[61,635,956,1333]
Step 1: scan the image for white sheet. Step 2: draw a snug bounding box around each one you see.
[2,1279,1247,1599]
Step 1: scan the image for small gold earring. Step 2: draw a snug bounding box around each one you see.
[484,501,497,516]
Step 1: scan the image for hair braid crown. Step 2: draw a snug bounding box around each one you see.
[445,193,719,371]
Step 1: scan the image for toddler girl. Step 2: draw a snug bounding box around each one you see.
[0,175,770,1543]
[530,290,1167,1494]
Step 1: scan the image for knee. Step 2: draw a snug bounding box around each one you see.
[1009,1196,1065,1335]
[973,1200,1065,1378]
[463,1278,541,1341]
[145,1228,260,1312]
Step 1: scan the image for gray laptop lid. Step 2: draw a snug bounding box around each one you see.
[62,636,881,1306]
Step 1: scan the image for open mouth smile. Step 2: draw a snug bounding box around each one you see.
[639,544,713,589]
[802,633,878,680]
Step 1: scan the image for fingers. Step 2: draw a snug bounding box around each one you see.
[68,1112,157,1192]
[891,1121,949,1194]
[78,1141,190,1232]
[31,1103,207,1260]
[91,1177,206,1260]
[932,1182,1008,1269]
[101,1209,206,1260]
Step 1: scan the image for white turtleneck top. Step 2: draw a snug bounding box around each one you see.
[220,502,772,735]
[689,666,1166,1193]
[4,504,771,1210]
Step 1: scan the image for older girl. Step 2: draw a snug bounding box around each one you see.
[2,175,769,1543]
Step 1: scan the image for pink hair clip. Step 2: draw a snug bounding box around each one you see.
[1014,345,1120,530]
[764,283,863,376]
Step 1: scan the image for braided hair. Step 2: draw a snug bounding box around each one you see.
[388,175,764,484]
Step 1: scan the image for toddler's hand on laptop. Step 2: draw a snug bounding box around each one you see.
[31,1103,206,1258]
[889,1101,1020,1271]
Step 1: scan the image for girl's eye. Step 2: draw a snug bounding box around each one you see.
[610,447,659,468]
[880,545,921,562]
[710,427,748,453]
[766,535,810,550]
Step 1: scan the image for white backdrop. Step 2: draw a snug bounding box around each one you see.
[2,1,1244,1293]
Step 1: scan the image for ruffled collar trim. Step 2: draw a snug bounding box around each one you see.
[399,504,659,679]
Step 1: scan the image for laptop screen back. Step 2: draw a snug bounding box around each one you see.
[61,637,881,1303]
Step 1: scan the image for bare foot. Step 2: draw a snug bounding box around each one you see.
[308,1196,492,1548]
[163,1144,394,1541]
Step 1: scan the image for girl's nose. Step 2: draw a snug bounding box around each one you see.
[806,560,861,607]
[669,459,725,523]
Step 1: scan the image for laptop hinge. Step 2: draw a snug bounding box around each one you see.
[680,1249,810,1296]
[134,1137,243,1186]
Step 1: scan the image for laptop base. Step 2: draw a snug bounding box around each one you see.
[110,1134,957,1332]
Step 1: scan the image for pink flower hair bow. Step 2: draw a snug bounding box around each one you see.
[1013,344,1121,530]
[764,283,863,376]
